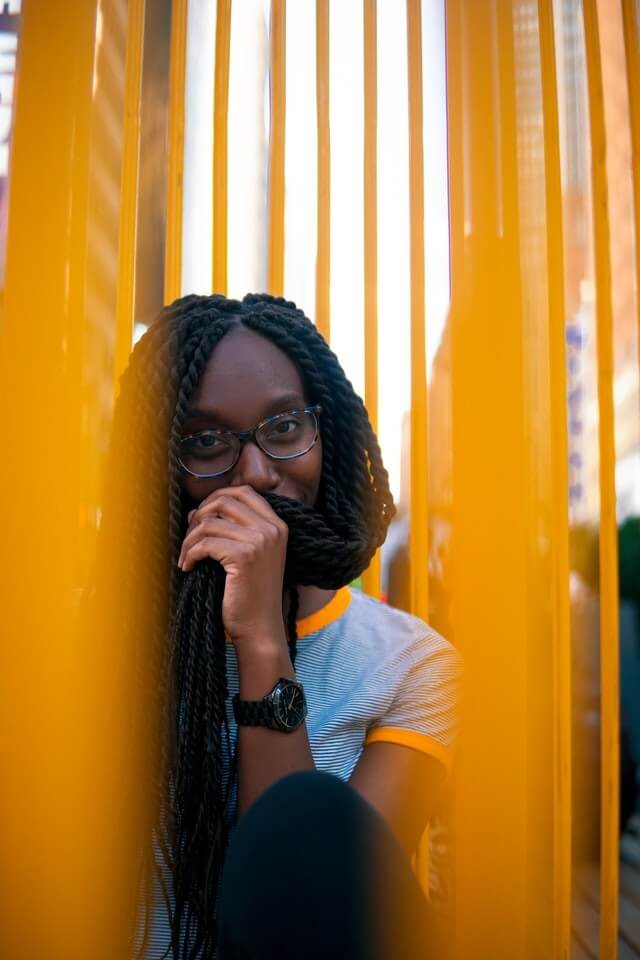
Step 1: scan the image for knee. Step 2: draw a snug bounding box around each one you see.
[226,770,367,870]
[220,771,372,904]
[218,772,374,954]
[251,769,360,821]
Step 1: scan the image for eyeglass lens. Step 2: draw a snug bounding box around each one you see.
[179,409,318,477]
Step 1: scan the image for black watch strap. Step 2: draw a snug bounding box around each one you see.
[233,678,307,732]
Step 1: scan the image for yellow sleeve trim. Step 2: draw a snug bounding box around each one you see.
[365,726,453,773]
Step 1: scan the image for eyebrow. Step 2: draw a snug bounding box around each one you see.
[186,392,308,424]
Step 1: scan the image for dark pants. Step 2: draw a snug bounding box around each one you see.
[217,770,444,959]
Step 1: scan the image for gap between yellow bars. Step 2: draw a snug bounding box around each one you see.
[164,0,188,304]
[361,0,381,600]
[582,3,621,957]
[213,0,231,295]
[315,0,330,342]
[406,0,428,623]
[114,0,145,386]
[268,0,286,296]
[538,2,573,956]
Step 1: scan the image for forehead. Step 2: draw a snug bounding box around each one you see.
[187,325,307,427]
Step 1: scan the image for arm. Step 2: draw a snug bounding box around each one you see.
[179,484,457,836]
[178,485,316,820]
[349,743,447,858]
[233,631,315,817]
[350,630,461,858]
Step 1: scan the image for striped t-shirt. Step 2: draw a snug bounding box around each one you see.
[140,586,461,956]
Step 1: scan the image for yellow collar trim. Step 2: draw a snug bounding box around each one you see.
[296,586,352,639]
[224,586,352,644]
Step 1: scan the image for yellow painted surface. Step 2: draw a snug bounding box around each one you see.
[0,1,149,956]
[622,0,640,361]
[268,0,286,296]
[213,0,232,295]
[115,0,145,384]
[361,0,381,601]
[443,0,534,954]
[3,1,639,955]
[164,0,188,303]
[538,2,573,956]
[315,0,330,342]
[406,0,429,625]
[582,3,621,956]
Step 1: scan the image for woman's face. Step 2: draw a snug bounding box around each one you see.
[179,325,323,508]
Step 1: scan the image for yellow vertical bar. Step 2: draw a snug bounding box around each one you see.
[213,0,231,295]
[115,0,146,384]
[164,0,188,304]
[268,0,286,296]
[0,2,144,955]
[538,2,572,956]
[622,0,640,358]
[445,0,529,952]
[406,0,428,622]
[582,2,621,958]
[316,0,330,341]
[361,0,381,600]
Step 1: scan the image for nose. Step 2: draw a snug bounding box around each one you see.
[229,439,280,492]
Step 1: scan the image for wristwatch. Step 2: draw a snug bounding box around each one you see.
[232,677,307,732]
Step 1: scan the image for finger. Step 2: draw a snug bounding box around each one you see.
[193,488,286,536]
[180,536,258,573]
[185,505,214,535]
[196,485,285,529]
[178,515,257,565]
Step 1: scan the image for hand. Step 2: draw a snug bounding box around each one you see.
[177,485,289,646]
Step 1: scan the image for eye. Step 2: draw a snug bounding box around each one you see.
[183,431,224,449]
[263,416,304,443]
[273,417,300,435]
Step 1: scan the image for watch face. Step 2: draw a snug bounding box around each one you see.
[272,680,306,730]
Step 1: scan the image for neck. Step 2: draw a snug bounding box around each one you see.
[283,584,336,622]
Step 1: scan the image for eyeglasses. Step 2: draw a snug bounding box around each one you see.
[177,405,322,479]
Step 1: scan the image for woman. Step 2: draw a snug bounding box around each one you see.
[102,293,460,959]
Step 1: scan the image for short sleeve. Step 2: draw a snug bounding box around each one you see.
[365,631,462,774]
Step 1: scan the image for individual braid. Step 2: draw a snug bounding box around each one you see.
[167,561,229,960]
[286,585,300,666]
[98,293,396,959]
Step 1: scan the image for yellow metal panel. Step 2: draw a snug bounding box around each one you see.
[0,1,145,955]
[164,0,188,303]
[622,0,640,359]
[115,0,145,384]
[406,0,428,623]
[582,2,621,957]
[445,0,531,955]
[316,0,330,343]
[361,0,381,600]
[213,0,231,295]
[268,0,286,296]
[538,2,573,956]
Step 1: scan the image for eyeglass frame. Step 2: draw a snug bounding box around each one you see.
[177,404,323,479]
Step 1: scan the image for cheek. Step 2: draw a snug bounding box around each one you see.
[180,476,226,508]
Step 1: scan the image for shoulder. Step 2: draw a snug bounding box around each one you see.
[344,589,461,673]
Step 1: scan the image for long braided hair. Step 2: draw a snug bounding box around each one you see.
[102,293,395,958]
